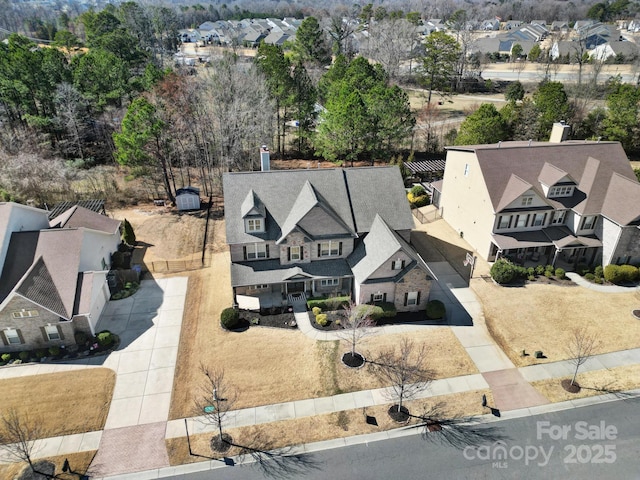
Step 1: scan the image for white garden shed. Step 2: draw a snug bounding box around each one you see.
[175,186,201,211]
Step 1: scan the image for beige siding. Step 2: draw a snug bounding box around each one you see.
[366,250,413,280]
[440,150,496,259]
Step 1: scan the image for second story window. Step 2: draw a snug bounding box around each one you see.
[521,196,533,206]
[289,246,302,261]
[245,243,268,260]
[582,215,596,230]
[532,213,546,227]
[498,216,511,229]
[515,215,528,228]
[11,309,39,319]
[319,241,342,257]
[245,218,264,233]
[551,211,566,225]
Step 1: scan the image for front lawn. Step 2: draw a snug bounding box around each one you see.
[473,279,640,367]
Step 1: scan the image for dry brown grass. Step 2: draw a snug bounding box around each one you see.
[0,369,115,438]
[167,389,493,465]
[0,450,96,480]
[169,251,477,418]
[532,364,640,403]
[472,280,640,367]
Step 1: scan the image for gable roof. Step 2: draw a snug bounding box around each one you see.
[446,141,638,218]
[0,229,85,319]
[538,162,573,186]
[276,180,356,243]
[601,173,640,225]
[496,174,534,212]
[223,166,412,245]
[49,205,120,234]
[348,214,431,284]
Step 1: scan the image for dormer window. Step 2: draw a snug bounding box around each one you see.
[548,185,574,198]
[245,218,264,233]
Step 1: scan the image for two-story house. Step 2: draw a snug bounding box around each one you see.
[0,203,121,352]
[433,124,640,268]
[223,166,434,312]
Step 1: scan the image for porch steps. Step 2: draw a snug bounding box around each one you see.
[287,292,307,305]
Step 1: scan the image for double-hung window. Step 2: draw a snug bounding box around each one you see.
[246,218,264,233]
[289,246,301,261]
[245,243,268,260]
[521,196,533,206]
[4,328,21,345]
[406,291,419,306]
[373,292,384,302]
[551,211,566,225]
[320,278,339,287]
[582,216,596,230]
[319,241,341,257]
[498,216,510,229]
[532,213,546,227]
[44,325,61,341]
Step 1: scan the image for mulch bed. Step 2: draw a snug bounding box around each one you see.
[341,352,365,368]
[210,433,233,453]
[388,405,410,423]
[238,309,296,330]
[561,379,581,393]
[310,310,430,331]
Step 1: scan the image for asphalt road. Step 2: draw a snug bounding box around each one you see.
[483,70,637,83]
[165,397,640,480]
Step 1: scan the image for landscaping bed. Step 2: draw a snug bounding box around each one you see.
[310,309,431,330]
[237,307,296,330]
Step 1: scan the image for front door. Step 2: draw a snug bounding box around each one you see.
[288,281,305,293]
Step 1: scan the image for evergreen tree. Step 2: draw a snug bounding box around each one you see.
[455,104,508,145]
[122,218,136,246]
[292,17,331,66]
[533,81,572,140]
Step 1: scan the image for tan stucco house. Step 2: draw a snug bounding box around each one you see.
[433,124,640,268]
[0,203,121,352]
[223,166,434,312]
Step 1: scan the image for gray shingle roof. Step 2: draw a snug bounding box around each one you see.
[16,257,68,319]
[230,258,352,287]
[446,141,638,219]
[49,205,120,234]
[223,166,411,245]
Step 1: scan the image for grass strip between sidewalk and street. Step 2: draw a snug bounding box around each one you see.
[0,450,96,480]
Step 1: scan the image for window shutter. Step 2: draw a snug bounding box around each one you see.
[300,246,304,259]
[339,242,343,255]
[266,244,269,258]
[416,292,421,305]
[0,331,7,346]
[370,294,374,303]
[40,327,48,342]
[401,260,405,269]
[404,292,408,306]
[56,325,65,341]
[288,247,291,261]
[16,329,24,344]
[542,213,547,226]
[317,244,321,257]
[243,246,247,260]
[383,293,387,302]
[525,214,530,227]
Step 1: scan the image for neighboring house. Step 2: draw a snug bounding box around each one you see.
[175,187,201,211]
[504,20,522,30]
[223,166,434,312]
[433,124,640,268]
[551,20,570,32]
[590,40,639,62]
[0,203,121,352]
[550,40,579,61]
[481,19,500,31]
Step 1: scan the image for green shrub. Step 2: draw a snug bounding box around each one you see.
[220,307,240,329]
[535,265,545,275]
[584,273,596,281]
[48,346,60,357]
[18,351,29,361]
[555,268,565,279]
[315,313,328,326]
[378,302,397,318]
[425,300,446,320]
[312,306,322,316]
[122,218,136,246]
[1,353,11,362]
[97,331,114,347]
[74,331,88,345]
[544,270,553,278]
[527,267,535,277]
[594,277,603,284]
[594,265,604,278]
[410,185,427,196]
[576,264,590,276]
[307,296,350,311]
[528,275,535,281]
[545,264,554,274]
[620,264,639,282]
[35,349,48,359]
[490,259,517,284]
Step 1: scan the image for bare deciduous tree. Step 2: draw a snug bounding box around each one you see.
[337,302,376,363]
[372,337,434,416]
[566,327,601,386]
[195,364,238,452]
[0,409,55,479]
